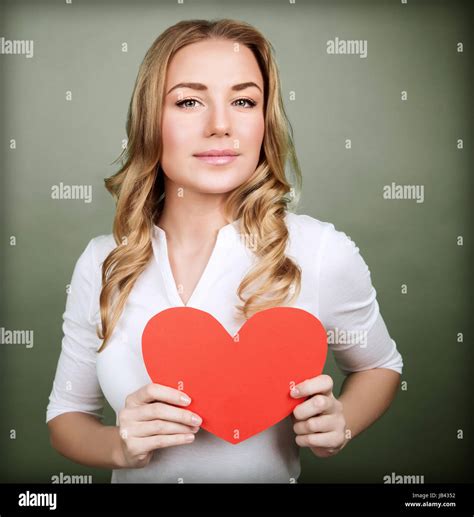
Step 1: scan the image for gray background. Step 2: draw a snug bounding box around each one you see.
[0,0,472,483]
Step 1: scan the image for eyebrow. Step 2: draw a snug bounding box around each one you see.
[166,81,263,96]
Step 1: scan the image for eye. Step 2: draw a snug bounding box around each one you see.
[175,98,202,109]
[233,98,257,108]
[175,97,257,109]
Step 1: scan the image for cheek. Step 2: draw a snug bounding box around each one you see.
[240,114,265,154]
[236,117,265,183]
[161,112,194,160]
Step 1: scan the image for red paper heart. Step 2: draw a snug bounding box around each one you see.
[141,306,327,444]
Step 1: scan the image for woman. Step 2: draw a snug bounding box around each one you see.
[46,18,403,483]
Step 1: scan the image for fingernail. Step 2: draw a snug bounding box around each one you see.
[192,415,202,425]
[291,388,300,397]
[180,395,191,404]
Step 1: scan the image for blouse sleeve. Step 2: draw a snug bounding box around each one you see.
[318,224,403,376]
[45,238,106,424]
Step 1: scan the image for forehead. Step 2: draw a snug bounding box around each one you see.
[165,39,263,88]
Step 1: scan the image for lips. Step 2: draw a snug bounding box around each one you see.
[193,149,240,165]
[195,155,238,165]
[194,149,239,157]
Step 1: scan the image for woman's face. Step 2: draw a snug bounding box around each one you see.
[161,38,265,195]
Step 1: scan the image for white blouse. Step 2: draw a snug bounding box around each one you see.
[46,211,403,483]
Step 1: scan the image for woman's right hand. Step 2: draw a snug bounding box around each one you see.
[115,382,202,469]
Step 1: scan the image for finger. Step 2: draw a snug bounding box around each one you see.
[293,414,335,436]
[128,420,200,438]
[131,401,202,427]
[127,383,193,408]
[295,430,342,449]
[131,432,196,455]
[290,374,333,399]
[293,394,331,421]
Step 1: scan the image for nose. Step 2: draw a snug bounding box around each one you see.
[205,102,232,137]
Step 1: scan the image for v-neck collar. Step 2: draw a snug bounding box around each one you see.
[151,219,241,308]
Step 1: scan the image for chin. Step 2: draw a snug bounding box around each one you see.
[193,182,242,195]
[188,172,248,194]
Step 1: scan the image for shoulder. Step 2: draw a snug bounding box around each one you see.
[71,233,117,280]
[285,211,354,253]
[313,220,372,295]
[285,211,328,238]
[87,233,118,266]
[285,211,368,281]
[66,234,117,323]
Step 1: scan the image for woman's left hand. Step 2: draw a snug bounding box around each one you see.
[290,374,347,458]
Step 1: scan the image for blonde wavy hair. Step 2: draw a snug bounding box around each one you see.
[97,18,303,353]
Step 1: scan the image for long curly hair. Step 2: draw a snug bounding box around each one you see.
[97,18,303,353]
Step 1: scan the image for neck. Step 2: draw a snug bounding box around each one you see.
[155,178,233,248]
